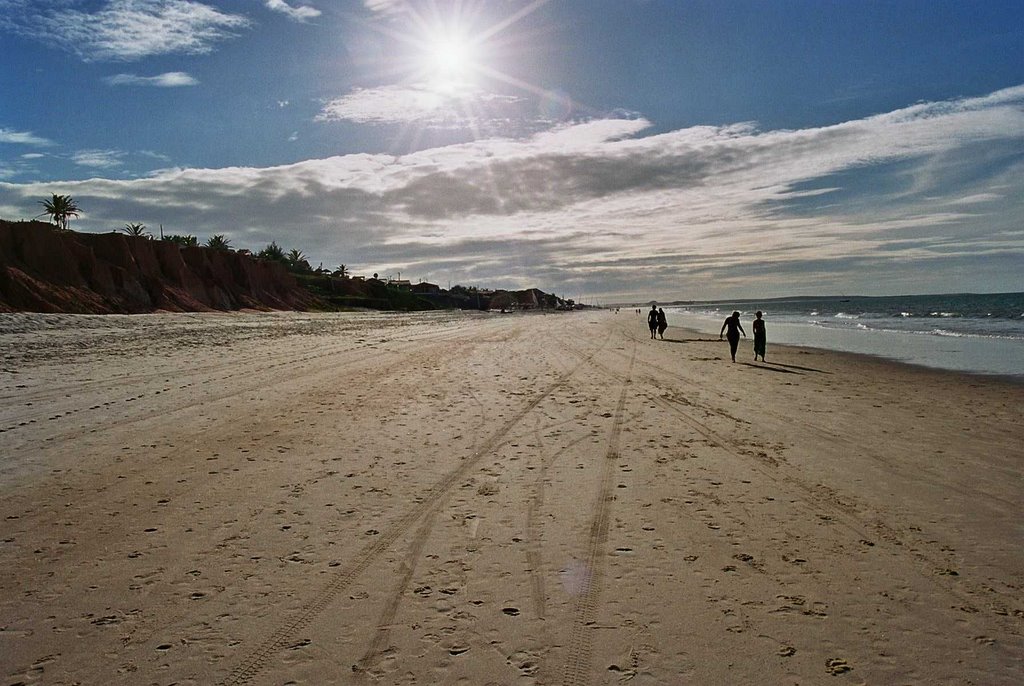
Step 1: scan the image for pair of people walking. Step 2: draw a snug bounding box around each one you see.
[647,305,668,339]
[719,310,766,362]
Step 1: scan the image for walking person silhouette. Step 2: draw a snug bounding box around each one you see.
[752,310,766,362]
[647,305,659,339]
[719,311,746,362]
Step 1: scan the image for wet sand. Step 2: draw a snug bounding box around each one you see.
[1,309,1021,684]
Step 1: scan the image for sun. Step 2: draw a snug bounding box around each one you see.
[355,0,564,143]
[364,1,557,98]
[430,36,471,74]
[424,32,477,88]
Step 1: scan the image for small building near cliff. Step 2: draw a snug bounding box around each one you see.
[411,281,441,294]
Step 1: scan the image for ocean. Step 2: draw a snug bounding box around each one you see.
[662,292,1024,380]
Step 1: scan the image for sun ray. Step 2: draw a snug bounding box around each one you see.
[327,0,599,157]
[474,0,552,44]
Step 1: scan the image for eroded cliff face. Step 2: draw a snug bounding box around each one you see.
[0,221,317,313]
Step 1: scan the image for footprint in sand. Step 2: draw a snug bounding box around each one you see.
[507,650,540,676]
[825,657,851,675]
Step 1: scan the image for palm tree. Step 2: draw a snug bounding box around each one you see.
[165,234,198,247]
[37,194,81,231]
[257,242,286,262]
[333,264,349,277]
[286,248,311,273]
[122,222,150,237]
[206,234,232,250]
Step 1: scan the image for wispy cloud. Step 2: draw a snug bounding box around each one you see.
[1,0,249,61]
[317,83,529,129]
[362,0,406,17]
[72,150,126,169]
[139,150,172,163]
[103,71,199,87]
[0,127,54,147]
[2,86,1022,299]
[265,0,320,22]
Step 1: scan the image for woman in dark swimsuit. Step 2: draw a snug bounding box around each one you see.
[719,311,746,362]
[752,310,766,362]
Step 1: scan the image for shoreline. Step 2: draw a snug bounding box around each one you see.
[663,309,1024,382]
[2,309,1022,684]
[3,307,1022,383]
[673,323,1024,388]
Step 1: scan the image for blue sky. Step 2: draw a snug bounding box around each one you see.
[1,0,1022,302]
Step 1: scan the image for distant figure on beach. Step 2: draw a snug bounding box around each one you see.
[657,307,668,339]
[719,311,746,362]
[752,311,766,362]
[647,306,659,339]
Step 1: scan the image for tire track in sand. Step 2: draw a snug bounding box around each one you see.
[527,423,594,620]
[351,506,440,675]
[351,331,610,676]
[219,337,609,686]
[560,343,635,686]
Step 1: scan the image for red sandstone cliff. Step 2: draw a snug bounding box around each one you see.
[0,221,318,314]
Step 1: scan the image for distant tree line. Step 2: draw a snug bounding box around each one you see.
[33,195,545,295]
[32,193,345,276]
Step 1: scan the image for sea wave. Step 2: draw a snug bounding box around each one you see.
[666,293,1024,377]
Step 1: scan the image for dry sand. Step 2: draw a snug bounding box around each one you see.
[1,309,1021,685]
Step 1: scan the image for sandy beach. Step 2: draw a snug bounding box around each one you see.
[1,309,1021,685]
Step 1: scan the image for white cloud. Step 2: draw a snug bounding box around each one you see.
[4,0,250,61]
[0,127,54,146]
[317,83,528,129]
[1,86,1022,299]
[103,71,199,87]
[946,193,1002,205]
[265,0,320,22]
[72,150,126,169]
[362,0,406,16]
[139,150,173,163]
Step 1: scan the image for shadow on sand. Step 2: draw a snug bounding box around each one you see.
[661,337,720,344]
[741,362,801,375]
[767,361,832,374]
[656,337,833,375]
[742,361,833,374]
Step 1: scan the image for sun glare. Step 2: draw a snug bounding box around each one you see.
[361,0,559,143]
[426,33,476,88]
[431,37,469,73]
